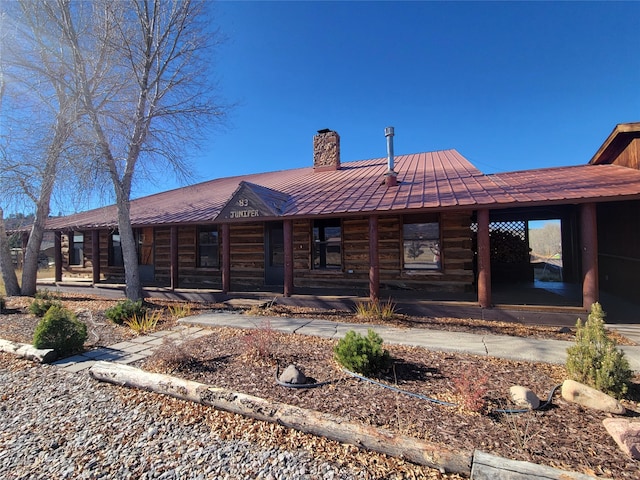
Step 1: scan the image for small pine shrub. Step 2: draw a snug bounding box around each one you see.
[566,302,632,398]
[334,329,391,376]
[0,296,5,313]
[33,305,87,357]
[125,310,161,335]
[105,299,146,325]
[28,290,62,317]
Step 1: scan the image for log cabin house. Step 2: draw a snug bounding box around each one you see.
[41,122,640,310]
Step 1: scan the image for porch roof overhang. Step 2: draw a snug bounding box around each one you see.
[42,150,640,232]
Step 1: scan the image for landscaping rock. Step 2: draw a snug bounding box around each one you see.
[509,385,540,410]
[561,379,625,414]
[603,418,640,459]
[279,364,307,384]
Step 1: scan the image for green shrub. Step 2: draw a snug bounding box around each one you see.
[105,299,146,325]
[566,302,632,398]
[28,290,62,317]
[33,305,87,357]
[0,296,5,312]
[334,329,391,376]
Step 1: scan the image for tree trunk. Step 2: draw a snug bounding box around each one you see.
[116,199,142,301]
[89,361,472,475]
[0,208,21,296]
[20,201,49,296]
[0,339,57,363]
[19,92,68,296]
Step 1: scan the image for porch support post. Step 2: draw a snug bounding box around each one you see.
[477,209,492,308]
[283,220,294,297]
[369,215,380,303]
[170,226,179,290]
[54,232,62,282]
[222,223,231,294]
[580,202,599,310]
[91,231,100,285]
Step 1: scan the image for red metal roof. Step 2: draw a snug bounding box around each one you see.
[45,149,640,231]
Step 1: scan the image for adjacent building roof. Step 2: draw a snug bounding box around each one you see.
[45,125,640,231]
[589,122,640,165]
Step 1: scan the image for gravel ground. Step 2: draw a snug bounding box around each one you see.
[0,356,362,480]
[1,353,455,480]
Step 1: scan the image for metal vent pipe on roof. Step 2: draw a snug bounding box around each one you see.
[385,126,395,172]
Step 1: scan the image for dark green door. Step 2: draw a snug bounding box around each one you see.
[265,222,284,286]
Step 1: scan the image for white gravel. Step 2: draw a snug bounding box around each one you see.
[0,359,360,480]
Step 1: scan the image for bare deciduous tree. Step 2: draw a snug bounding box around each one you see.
[0,0,82,296]
[1,0,226,300]
[56,0,227,300]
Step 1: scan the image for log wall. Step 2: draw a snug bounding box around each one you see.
[293,212,474,293]
[58,212,475,293]
[61,231,95,277]
[229,222,264,288]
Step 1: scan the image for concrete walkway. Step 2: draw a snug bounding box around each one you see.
[52,325,212,373]
[177,311,640,372]
[50,310,640,373]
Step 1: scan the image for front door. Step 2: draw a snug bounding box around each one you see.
[265,222,284,286]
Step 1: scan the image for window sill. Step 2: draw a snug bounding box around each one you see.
[310,269,344,275]
[402,270,443,276]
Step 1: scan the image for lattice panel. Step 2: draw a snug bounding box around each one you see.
[471,221,530,263]
[490,221,528,263]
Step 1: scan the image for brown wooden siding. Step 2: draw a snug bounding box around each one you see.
[610,137,640,169]
[62,231,95,277]
[229,222,264,288]
[99,230,124,282]
[293,212,474,292]
[59,213,474,293]
[598,200,640,301]
[154,227,171,286]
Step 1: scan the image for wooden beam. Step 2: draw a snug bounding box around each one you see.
[170,226,179,290]
[91,230,100,285]
[0,339,57,363]
[222,223,231,293]
[471,450,595,480]
[283,220,294,297]
[89,361,472,475]
[580,203,599,310]
[54,231,62,282]
[477,209,492,308]
[369,215,380,302]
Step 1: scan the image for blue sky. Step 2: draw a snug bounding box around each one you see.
[134,1,638,197]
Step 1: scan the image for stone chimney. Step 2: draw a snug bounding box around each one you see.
[313,129,340,171]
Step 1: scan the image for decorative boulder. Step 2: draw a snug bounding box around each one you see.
[279,364,307,384]
[603,418,640,459]
[509,385,540,410]
[561,379,625,414]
